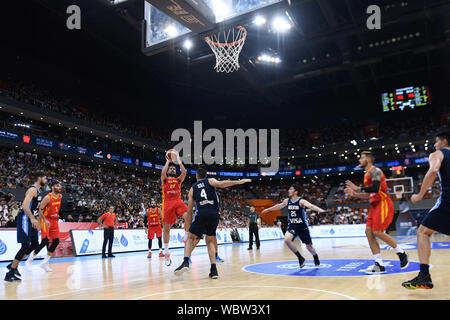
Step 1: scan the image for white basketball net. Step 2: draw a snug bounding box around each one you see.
[205,26,247,73]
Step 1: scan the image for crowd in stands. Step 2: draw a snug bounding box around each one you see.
[1,79,149,138]
[0,144,363,229]
[1,77,448,161]
[249,181,331,207]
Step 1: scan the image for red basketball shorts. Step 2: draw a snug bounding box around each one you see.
[40,218,60,240]
[162,199,187,225]
[366,197,394,232]
[147,225,162,239]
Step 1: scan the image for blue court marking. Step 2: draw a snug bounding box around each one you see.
[242,259,421,277]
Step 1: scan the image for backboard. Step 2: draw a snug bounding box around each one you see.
[386,177,414,195]
[142,0,289,56]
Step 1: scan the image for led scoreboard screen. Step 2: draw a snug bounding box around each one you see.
[381,85,430,112]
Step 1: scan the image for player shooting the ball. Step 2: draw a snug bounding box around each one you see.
[161,149,190,266]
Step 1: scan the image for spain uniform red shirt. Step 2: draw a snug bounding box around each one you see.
[364,166,394,232]
[147,207,162,239]
[40,193,62,240]
[162,177,187,225]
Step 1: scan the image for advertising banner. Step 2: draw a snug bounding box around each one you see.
[0,229,47,262]
[71,228,232,256]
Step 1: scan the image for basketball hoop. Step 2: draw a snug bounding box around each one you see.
[205,26,247,73]
[395,190,404,200]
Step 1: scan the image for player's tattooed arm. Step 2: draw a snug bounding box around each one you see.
[361,167,382,193]
[299,199,326,213]
[261,198,288,215]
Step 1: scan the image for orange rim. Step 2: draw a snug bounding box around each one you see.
[205,26,247,47]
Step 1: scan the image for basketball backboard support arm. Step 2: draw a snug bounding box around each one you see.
[142,0,291,57]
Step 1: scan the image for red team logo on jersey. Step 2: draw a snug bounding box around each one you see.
[364,166,394,232]
[40,193,61,240]
[162,178,187,225]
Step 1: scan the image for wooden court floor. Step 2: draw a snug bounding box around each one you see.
[0,235,449,300]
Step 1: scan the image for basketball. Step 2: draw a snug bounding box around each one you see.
[165,149,178,162]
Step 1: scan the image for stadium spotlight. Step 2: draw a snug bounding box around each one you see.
[254,15,267,26]
[183,39,193,50]
[272,16,292,32]
[164,24,178,37]
[212,0,232,22]
[257,54,281,64]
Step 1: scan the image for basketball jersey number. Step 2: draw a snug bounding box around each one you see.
[290,211,297,217]
[200,188,208,200]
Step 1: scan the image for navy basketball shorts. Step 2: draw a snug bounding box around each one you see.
[286,224,312,245]
[421,199,450,235]
[189,211,220,239]
[16,211,39,244]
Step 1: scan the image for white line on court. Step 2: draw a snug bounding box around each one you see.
[25,277,147,300]
[130,285,358,300]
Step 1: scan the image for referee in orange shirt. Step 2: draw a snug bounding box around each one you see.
[97,206,117,258]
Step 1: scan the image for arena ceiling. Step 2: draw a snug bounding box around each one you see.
[1,0,449,128]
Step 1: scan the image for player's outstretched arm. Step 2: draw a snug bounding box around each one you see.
[161,159,170,184]
[208,178,251,189]
[412,150,443,203]
[177,153,187,183]
[38,194,51,227]
[261,199,288,215]
[299,199,326,213]
[186,187,194,217]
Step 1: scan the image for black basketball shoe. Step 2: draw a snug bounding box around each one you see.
[397,251,409,269]
[174,260,190,276]
[402,273,433,290]
[365,262,386,274]
[313,255,320,266]
[209,268,219,279]
[4,269,21,282]
[6,263,21,277]
[298,256,306,268]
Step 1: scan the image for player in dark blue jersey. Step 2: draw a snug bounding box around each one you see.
[262,184,326,268]
[5,171,47,282]
[174,167,251,279]
[403,131,450,289]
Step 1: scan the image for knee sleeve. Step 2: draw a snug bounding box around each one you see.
[34,238,49,255]
[48,238,60,253]
[15,244,31,260]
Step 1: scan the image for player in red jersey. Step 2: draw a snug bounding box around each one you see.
[345,151,409,274]
[161,151,190,266]
[145,199,164,258]
[25,181,62,273]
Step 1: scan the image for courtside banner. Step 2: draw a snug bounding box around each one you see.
[237,227,284,242]
[0,229,47,262]
[236,225,366,242]
[71,228,233,256]
[308,224,366,238]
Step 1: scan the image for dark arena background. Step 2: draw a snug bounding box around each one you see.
[0,0,449,309]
